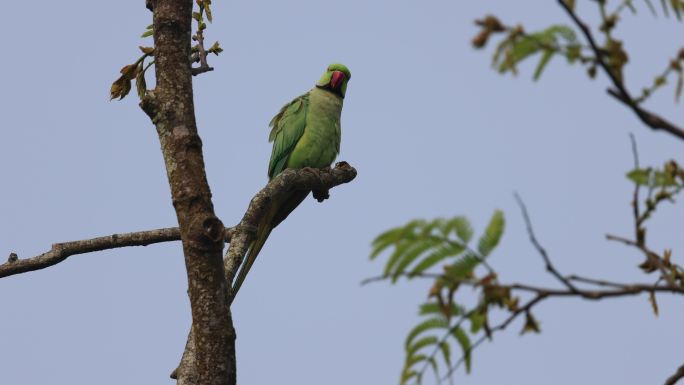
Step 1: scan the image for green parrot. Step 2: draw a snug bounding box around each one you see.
[231,63,352,301]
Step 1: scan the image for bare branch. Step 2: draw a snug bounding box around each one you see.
[442,281,684,379]
[0,227,231,279]
[362,272,684,297]
[557,0,684,141]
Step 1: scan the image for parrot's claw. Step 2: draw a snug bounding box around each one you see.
[301,166,322,178]
[313,189,330,202]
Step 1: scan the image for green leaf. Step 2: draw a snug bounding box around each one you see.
[409,242,465,276]
[392,238,442,281]
[138,46,154,55]
[370,226,405,260]
[205,3,213,23]
[439,341,451,365]
[498,35,541,74]
[192,11,202,21]
[407,336,439,357]
[565,44,581,64]
[421,218,446,237]
[644,0,657,15]
[671,0,682,20]
[208,41,223,55]
[468,311,486,334]
[627,168,652,185]
[495,25,576,76]
[662,0,671,17]
[405,317,448,349]
[444,253,481,280]
[533,49,554,81]
[443,216,473,243]
[649,291,659,316]
[141,29,154,38]
[405,354,428,368]
[477,210,505,256]
[419,302,465,318]
[520,311,541,335]
[135,66,147,99]
[400,370,418,385]
[545,25,577,43]
[383,240,415,277]
[427,356,440,384]
[654,170,677,187]
[451,326,472,373]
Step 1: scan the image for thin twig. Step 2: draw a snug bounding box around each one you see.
[629,133,642,242]
[442,280,684,378]
[190,9,213,76]
[566,275,628,288]
[606,234,677,287]
[514,193,578,292]
[664,363,684,385]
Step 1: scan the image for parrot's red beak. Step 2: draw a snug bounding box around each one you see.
[330,70,345,90]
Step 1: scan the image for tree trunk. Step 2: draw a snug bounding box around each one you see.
[142,1,236,384]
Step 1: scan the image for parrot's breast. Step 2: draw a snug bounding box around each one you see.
[287,88,342,169]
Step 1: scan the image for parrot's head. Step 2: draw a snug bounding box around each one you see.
[316,63,351,98]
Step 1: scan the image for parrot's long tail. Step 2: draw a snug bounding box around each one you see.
[230,221,272,305]
[229,190,309,304]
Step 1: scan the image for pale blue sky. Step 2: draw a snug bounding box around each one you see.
[1,1,683,385]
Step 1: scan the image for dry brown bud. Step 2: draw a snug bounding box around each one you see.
[472,30,490,48]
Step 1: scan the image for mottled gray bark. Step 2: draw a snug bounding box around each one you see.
[141,1,235,384]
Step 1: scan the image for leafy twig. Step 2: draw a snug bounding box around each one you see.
[557,0,684,141]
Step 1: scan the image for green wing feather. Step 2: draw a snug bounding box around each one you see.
[267,93,309,179]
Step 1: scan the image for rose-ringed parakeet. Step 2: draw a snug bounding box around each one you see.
[231,63,352,301]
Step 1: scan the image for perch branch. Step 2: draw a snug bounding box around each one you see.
[172,162,358,382]
[226,162,358,295]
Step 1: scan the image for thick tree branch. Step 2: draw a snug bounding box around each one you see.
[0,227,232,279]
[226,162,358,296]
[557,0,684,141]
[172,162,357,383]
